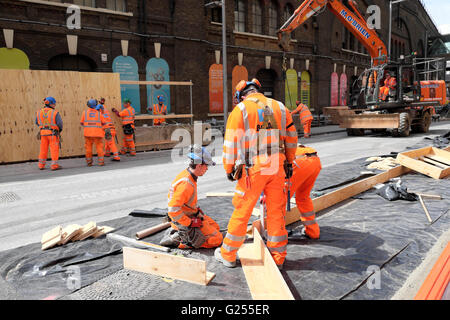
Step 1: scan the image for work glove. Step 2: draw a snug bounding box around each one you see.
[227,171,236,182]
[190,217,203,228]
[284,162,293,179]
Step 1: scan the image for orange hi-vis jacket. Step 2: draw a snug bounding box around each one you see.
[153,103,167,116]
[222,92,298,174]
[167,169,199,229]
[119,106,136,128]
[294,103,313,124]
[385,77,397,90]
[101,108,116,133]
[36,107,61,136]
[80,108,105,137]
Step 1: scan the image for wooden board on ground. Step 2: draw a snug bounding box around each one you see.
[396,147,450,179]
[123,247,215,286]
[59,224,82,245]
[237,220,294,300]
[92,226,115,238]
[72,221,97,241]
[41,225,63,250]
[285,165,411,225]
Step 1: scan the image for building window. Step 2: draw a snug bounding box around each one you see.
[234,0,246,32]
[268,1,278,36]
[283,3,294,37]
[73,0,96,7]
[106,0,126,12]
[212,6,222,23]
[252,0,263,34]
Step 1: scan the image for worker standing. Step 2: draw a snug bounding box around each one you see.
[35,96,63,170]
[160,145,223,249]
[289,145,322,239]
[152,95,167,126]
[97,98,120,161]
[379,71,397,101]
[291,101,313,138]
[80,99,106,166]
[112,98,136,156]
[215,78,298,269]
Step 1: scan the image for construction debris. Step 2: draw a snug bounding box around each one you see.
[366,156,399,171]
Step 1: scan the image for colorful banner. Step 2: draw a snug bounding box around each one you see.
[0,48,29,69]
[330,72,339,106]
[300,71,311,108]
[209,64,223,114]
[112,56,140,113]
[285,69,298,110]
[146,57,170,114]
[231,65,248,108]
[339,73,348,106]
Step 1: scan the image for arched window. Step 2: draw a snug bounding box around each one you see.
[252,0,263,34]
[268,1,278,36]
[106,0,126,12]
[234,0,246,32]
[48,54,97,72]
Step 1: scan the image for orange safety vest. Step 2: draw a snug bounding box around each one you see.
[294,103,313,124]
[119,106,136,127]
[153,103,167,124]
[167,169,198,228]
[222,92,298,174]
[101,108,116,132]
[80,108,104,137]
[36,107,60,136]
[385,77,397,90]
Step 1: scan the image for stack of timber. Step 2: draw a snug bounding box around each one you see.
[41,221,114,250]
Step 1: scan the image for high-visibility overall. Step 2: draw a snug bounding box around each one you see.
[101,108,120,160]
[294,103,313,138]
[289,146,322,239]
[220,92,298,266]
[167,169,223,248]
[36,107,62,170]
[80,108,105,166]
[153,103,167,126]
[379,76,397,100]
[119,106,136,155]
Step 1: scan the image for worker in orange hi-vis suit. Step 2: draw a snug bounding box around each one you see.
[112,98,136,156]
[80,99,106,166]
[291,101,313,138]
[35,96,63,171]
[379,71,397,101]
[160,145,223,249]
[97,98,120,161]
[152,95,167,126]
[289,145,322,239]
[215,78,298,269]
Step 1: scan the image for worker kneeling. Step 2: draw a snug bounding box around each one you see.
[160,145,223,249]
[289,145,322,239]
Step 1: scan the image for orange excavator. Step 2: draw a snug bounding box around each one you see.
[278,0,446,137]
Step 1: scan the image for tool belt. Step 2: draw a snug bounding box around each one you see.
[104,128,112,140]
[122,124,134,135]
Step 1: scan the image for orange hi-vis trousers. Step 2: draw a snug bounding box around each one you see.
[120,134,136,155]
[84,137,104,165]
[105,131,120,160]
[38,135,60,170]
[302,119,312,138]
[290,155,322,239]
[221,162,288,266]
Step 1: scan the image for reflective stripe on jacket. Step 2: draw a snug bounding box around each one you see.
[101,108,115,131]
[294,103,313,124]
[36,107,60,136]
[167,169,198,228]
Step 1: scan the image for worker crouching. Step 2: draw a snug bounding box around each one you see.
[160,145,223,249]
[80,99,106,166]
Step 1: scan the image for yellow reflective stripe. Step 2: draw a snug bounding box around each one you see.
[268,245,287,253]
[267,234,288,243]
[225,232,246,242]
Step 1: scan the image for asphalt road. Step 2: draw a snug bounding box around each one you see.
[0,121,448,252]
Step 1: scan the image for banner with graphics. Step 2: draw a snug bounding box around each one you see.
[300,71,311,108]
[0,48,29,69]
[146,57,170,114]
[209,64,223,113]
[231,65,248,108]
[330,72,339,106]
[112,56,140,113]
[285,69,298,111]
[339,73,348,106]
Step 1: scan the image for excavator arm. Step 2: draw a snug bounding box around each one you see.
[277,0,387,66]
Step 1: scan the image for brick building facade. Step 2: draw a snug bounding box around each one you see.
[0,0,445,119]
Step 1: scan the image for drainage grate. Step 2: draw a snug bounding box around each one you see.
[0,192,21,204]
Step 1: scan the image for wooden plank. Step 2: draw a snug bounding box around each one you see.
[135,114,193,120]
[121,80,193,86]
[72,221,97,241]
[41,225,63,250]
[418,195,433,223]
[123,247,215,286]
[92,226,115,238]
[431,147,450,161]
[285,165,410,225]
[420,156,449,169]
[237,220,294,300]
[425,155,450,166]
[59,224,82,245]
[397,147,445,180]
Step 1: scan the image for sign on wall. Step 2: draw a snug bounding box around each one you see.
[285,69,298,110]
[231,65,248,108]
[0,48,29,69]
[112,55,140,112]
[330,72,339,106]
[339,73,348,106]
[209,63,224,113]
[146,57,170,114]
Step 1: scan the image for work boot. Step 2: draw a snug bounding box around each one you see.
[39,167,45,170]
[51,165,62,171]
[159,228,181,247]
[112,157,120,161]
[98,162,105,166]
[214,247,236,268]
[87,161,93,167]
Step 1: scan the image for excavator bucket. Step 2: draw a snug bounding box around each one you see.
[277,31,291,52]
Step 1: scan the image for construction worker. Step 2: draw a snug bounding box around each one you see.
[112,98,136,156]
[289,145,322,239]
[379,71,397,101]
[97,98,120,161]
[161,145,223,249]
[80,99,106,166]
[291,101,313,138]
[152,95,167,126]
[215,78,298,269]
[35,96,63,170]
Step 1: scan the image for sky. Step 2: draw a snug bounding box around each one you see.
[421,0,450,34]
